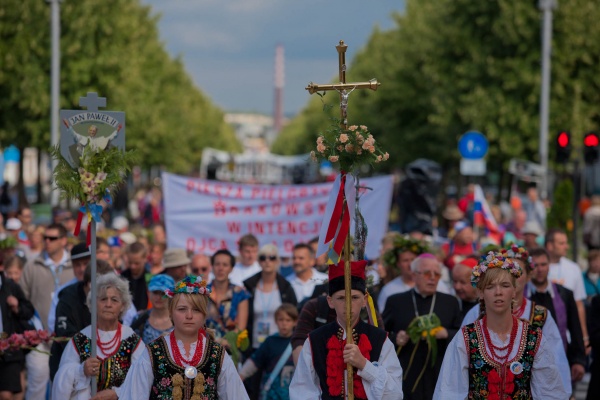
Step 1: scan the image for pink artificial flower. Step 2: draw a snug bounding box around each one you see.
[316,136,324,145]
[383,152,389,161]
[348,125,358,131]
[329,156,339,162]
[317,144,327,153]
[360,125,368,130]
[338,134,349,143]
[344,144,354,153]
[37,330,51,341]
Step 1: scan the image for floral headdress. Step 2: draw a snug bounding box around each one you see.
[501,244,533,271]
[164,275,210,298]
[382,235,429,269]
[471,251,522,288]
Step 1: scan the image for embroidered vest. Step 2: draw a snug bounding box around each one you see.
[309,320,387,400]
[526,303,547,329]
[73,332,141,391]
[147,334,224,400]
[462,321,541,400]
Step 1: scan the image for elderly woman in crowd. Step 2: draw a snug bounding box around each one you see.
[52,273,146,400]
[206,249,251,341]
[119,275,248,398]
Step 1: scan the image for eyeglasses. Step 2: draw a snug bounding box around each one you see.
[44,235,62,241]
[415,270,442,279]
[192,267,210,274]
[259,255,278,262]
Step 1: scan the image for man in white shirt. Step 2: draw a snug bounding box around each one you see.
[287,243,328,303]
[228,233,262,286]
[545,228,590,352]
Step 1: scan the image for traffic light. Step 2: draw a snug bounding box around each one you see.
[584,131,600,164]
[555,131,571,163]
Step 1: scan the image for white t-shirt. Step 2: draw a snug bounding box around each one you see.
[549,257,586,301]
[228,261,261,287]
[252,286,282,348]
[286,268,328,303]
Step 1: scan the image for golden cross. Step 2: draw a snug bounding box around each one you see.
[305,40,380,128]
[305,40,381,400]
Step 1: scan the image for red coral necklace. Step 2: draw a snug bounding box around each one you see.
[512,298,527,318]
[96,323,121,358]
[482,316,518,364]
[171,330,205,366]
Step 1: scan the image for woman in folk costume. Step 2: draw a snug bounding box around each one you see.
[461,246,571,391]
[434,252,569,399]
[120,275,248,399]
[52,273,146,400]
[290,260,403,399]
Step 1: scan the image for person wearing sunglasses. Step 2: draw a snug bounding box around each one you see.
[19,223,73,399]
[243,244,298,399]
[191,253,214,283]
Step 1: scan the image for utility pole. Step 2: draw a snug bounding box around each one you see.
[538,0,557,200]
[48,0,61,206]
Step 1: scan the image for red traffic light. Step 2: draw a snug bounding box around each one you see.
[557,131,570,148]
[584,132,599,147]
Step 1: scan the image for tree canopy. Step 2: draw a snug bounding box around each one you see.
[273,0,600,172]
[0,0,240,174]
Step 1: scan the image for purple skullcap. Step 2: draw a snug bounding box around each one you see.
[417,253,437,259]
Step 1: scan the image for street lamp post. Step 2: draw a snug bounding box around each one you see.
[538,0,557,200]
[48,0,61,207]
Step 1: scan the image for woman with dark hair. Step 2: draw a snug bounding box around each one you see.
[435,252,569,399]
[205,249,250,340]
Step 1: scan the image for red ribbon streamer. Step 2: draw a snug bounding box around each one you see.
[74,208,85,237]
[324,173,350,255]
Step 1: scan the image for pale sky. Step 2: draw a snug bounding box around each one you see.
[141,0,404,116]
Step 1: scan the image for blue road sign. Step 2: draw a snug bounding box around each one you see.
[458,131,488,159]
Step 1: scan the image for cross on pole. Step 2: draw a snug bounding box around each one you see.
[77,90,105,396]
[79,92,106,111]
[305,40,380,129]
[305,40,380,400]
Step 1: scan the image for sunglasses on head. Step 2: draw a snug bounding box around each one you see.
[259,255,277,262]
[44,235,62,241]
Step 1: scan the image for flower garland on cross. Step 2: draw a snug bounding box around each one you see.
[306,40,386,400]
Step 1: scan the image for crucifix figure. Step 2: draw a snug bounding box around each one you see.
[306,40,379,128]
[305,40,381,400]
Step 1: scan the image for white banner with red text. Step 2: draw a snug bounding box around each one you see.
[162,172,393,259]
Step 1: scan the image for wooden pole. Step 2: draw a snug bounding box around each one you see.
[90,218,98,396]
[305,41,382,399]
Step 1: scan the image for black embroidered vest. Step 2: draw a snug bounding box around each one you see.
[309,320,387,400]
[527,303,547,329]
[462,320,542,399]
[147,334,224,400]
[73,331,141,391]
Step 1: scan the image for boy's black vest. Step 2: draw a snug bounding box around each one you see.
[308,320,387,400]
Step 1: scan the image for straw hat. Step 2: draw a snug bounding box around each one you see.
[163,248,191,269]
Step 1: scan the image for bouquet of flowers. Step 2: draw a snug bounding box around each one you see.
[223,329,249,366]
[0,330,68,356]
[311,124,389,173]
[401,314,442,394]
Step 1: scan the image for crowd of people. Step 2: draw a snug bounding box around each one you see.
[0,180,598,400]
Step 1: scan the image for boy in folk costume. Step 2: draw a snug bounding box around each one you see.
[290,260,403,399]
[434,252,570,399]
[119,276,248,399]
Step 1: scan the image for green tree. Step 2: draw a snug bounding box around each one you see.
[275,0,600,173]
[0,0,240,179]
